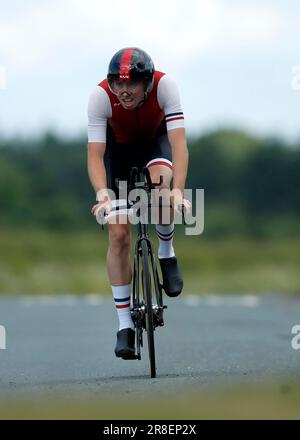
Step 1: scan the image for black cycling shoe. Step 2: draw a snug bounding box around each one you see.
[114,328,136,359]
[159,256,183,297]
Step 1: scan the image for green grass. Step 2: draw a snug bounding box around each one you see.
[0,228,299,294]
[1,377,300,419]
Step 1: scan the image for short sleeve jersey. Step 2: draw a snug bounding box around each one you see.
[88,71,184,143]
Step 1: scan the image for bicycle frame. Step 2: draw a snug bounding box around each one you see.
[98,166,172,376]
[128,167,168,373]
[129,167,165,323]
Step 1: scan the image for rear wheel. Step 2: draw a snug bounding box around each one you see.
[141,239,156,378]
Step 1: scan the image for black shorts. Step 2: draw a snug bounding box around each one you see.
[104,123,172,199]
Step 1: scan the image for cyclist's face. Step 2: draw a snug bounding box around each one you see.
[112,80,145,109]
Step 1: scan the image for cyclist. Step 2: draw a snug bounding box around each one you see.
[87,47,190,359]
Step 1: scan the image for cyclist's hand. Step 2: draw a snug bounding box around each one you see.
[170,188,192,215]
[91,189,112,220]
[91,199,112,218]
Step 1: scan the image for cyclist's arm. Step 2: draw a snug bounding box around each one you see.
[157,75,188,195]
[168,127,189,195]
[87,142,108,198]
[87,85,112,199]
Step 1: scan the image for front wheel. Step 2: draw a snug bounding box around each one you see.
[141,239,156,378]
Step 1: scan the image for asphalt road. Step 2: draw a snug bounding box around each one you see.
[0,293,299,398]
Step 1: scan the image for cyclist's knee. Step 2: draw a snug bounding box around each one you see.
[148,166,172,191]
[108,225,131,254]
[148,169,173,223]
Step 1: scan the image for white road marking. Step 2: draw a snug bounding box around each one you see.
[22,295,62,306]
[184,295,202,306]
[184,294,260,308]
[19,294,261,308]
[20,294,104,306]
[84,294,103,305]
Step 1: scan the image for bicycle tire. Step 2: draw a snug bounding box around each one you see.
[141,239,156,378]
[132,244,142,359]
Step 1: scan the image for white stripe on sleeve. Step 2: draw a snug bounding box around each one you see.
[157,75,185,131]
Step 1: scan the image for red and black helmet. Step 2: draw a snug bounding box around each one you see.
[107,47,155,93]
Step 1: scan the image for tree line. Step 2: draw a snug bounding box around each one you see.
[0,129,299,237]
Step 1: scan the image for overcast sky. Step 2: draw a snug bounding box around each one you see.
[0,0,299,141]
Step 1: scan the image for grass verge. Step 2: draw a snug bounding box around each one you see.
[0,228,299,294]
[1,377,300,419]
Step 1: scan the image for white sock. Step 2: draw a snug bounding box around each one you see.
[111,284,135,331]
[156,223,175,259]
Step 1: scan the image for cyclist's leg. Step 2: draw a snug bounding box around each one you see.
[107,221,135,335]
[106,221,132,286]
[144,133,183,296]
[105,125,134,286]
[144,132,174,227]
[147,162,173,224]
[104,129,135,334]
